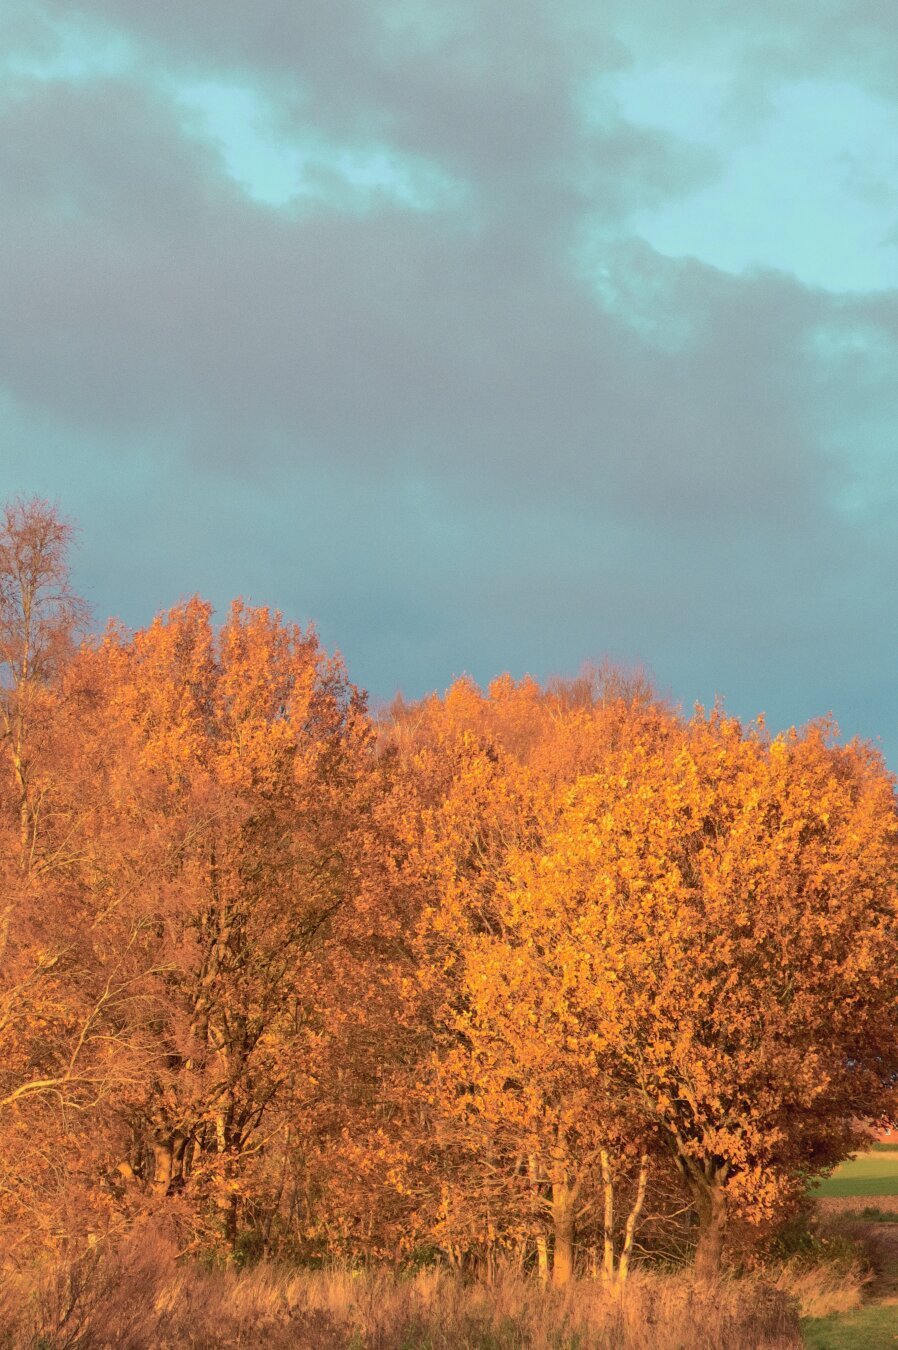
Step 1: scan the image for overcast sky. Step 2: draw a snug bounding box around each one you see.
[3,2,898,753]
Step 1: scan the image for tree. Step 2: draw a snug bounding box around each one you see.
[509,707,898,1278]
[0,501,128,1253]
[369,674,666,1278]
[0,497,85,871]
[78,598,374,1248]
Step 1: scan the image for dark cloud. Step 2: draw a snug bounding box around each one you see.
[0,77,727,499]
[0,77,832,514]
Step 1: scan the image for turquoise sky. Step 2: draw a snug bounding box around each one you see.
[2,2,898,752]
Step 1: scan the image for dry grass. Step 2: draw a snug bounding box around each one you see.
[771,1256,870,1319]
[0,1233,803,1349]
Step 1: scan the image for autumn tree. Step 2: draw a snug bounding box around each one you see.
[76,598,374,1249]
[372,685,898,1283]
[361,673,667,1276]
[0,501,134,1252]
[506,708,898,1278]
[0,497,85,871]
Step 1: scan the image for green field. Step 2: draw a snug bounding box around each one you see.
[813,1150,898,1198]
[803,1304,898,1349]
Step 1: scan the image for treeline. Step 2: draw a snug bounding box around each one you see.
[2,497,898,1285]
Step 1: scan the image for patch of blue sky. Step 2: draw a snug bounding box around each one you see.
[4,14,134,82]
[804,319,898,519]
[174,80,462,212]
[605,65,898,294]
[820,417,898,522]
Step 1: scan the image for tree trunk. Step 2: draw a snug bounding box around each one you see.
[617,1155,648,1285]
[151,1130,188,1197]
[528,1154,550,1284]
[11,748,31,873]
[600,1149,615,1282]
[171,1131,188,1190]
[690,1172,728,1281]
[223,1190,239,1249]
[551,1182,575,1287]
[151,1136,174,1197]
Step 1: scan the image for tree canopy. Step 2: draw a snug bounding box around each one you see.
[1,497,897,1281]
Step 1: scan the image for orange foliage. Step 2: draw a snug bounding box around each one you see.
[1,500,897,1289]
[498,707,898,1277]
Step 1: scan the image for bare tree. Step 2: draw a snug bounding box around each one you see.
[0,498,86,869]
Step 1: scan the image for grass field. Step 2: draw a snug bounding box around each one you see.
[813,1149,898,1198]
[803,1304,898,1349]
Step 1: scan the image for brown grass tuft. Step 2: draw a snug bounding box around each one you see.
[771,1255,870,1319]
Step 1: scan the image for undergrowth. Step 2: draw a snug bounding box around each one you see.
[0,1230,804,1349]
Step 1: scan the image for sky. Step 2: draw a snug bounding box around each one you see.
[2,2,898,752]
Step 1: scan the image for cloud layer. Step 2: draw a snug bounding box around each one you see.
[3,1,898,754]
